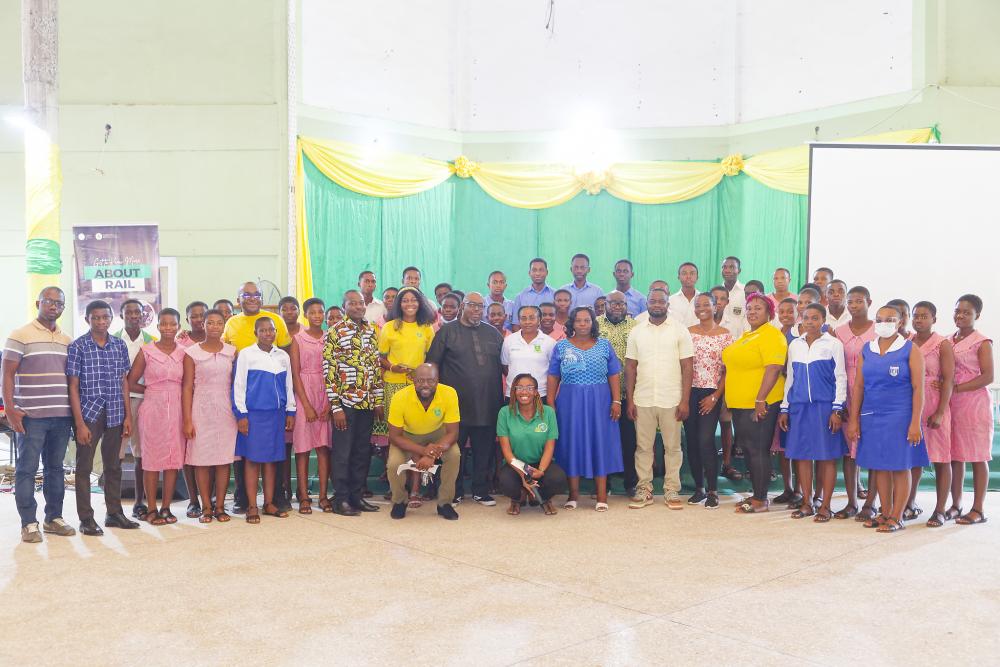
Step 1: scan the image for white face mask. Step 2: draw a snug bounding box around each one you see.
[874,321,899,338]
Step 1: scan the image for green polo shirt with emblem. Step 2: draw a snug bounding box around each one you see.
[496,404,559,464]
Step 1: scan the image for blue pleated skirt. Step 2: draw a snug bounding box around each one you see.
[235,409,286,463]
[554,383,623,478]
[785,402,848,461]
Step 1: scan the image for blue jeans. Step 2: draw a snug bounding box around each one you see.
[15,416,72,527]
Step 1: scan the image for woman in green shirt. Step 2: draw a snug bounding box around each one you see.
[497,373,568,516]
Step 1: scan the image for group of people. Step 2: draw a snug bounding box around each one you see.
[4,253,994,542]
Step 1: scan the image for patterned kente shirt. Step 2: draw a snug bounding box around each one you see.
[323,317,384,411]
[597,314,635,396]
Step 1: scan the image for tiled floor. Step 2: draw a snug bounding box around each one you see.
[1,489,997,666]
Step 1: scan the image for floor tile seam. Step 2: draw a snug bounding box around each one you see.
[504,616,661,666]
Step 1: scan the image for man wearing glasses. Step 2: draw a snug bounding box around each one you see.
[223,281,295,512]
[425,292,504,506]
[3,287,78,543]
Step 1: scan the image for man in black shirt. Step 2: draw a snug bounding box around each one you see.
[426,291,504,506]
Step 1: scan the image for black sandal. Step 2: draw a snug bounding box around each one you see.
[926,511,946,527]
[956,509,988,525]
[791,507,814,519]
[246,507,260,524]
[213,508,231,523]
[944,506,963,521]
[877,517,905,533]
[159,510,178,524]
[901,505,923,521]
[834,505,858,520]
[262,504,289,518]
[814,508,833,523]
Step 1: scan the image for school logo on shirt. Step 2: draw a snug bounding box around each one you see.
[416,332,423,338]
[433,407,442,417]
[533,344,542,353]
[889,366,899,377]
[535,423,548,433]
[732,306,742,315]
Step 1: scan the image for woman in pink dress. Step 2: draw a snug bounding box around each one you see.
[126,308,187,525]
[949,294,994,526]
[182,310,237,523]
[833,285,876,520]
[291,298,332,514]
[909,302,955,527]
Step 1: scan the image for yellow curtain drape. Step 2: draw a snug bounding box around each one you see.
[298,136,452,198]
[743,127,934,195]
[294,145,313,305]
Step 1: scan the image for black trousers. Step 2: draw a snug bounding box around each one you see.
[75,409,123,521]
[731,403,780,501]
[330,407,375,505]
[684,387,723,492]
[498,462,568,501]
[233,460,247,507]
[618,412,638,492]
[454,423,496,499]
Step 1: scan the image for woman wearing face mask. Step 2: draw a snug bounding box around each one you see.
[846,306,928,533]
[908,301,955,527]
[127,309,187,525]
[948,294,994,526]
[723,292,787,513]
[777,303,847,522]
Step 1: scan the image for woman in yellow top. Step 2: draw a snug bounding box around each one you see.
[378,286,437,506]
[722,292,788,513]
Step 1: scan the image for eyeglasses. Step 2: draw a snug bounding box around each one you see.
[240,292,262,300]
[513,386,537,394]
[463,302,484,310]
[40,298,65,308]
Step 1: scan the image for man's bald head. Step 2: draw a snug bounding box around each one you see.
[461,291,485,326]
[238,281,261,314]
[412,363,440,399]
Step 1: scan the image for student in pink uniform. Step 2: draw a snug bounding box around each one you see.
[834,285,876,520]
[182,309,237,523]
[949,294,994,526]
[909,302,956,527]
[291,298,332,514]
[126,309,187,525]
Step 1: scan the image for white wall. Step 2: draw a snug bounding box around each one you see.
[0,0,288,340]
[300,0,913,132]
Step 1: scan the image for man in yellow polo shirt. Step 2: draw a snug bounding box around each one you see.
[222,281,293,351]
[386,363,460,520]
[222,281,294,514]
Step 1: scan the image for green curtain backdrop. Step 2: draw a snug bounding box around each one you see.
[303,155,808,308]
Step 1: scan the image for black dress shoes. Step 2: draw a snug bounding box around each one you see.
[105,512,140,529]
[437,504,459,520]
[80,519,104,536]
[332,501,361,517]
[352,499,380,513]
[390,502,407,519]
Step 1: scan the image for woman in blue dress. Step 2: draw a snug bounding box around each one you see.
[846,305,928,533]
[547,307,623,511]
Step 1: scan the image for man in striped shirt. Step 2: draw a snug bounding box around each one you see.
[2,287,77,543]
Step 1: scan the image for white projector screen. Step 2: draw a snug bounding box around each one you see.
[809,143,999,366]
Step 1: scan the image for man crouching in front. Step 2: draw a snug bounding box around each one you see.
[386,363,460,520]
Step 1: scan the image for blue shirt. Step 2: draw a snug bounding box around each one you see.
[485,294,515,330]
[560,281,605,309]
[622,287,647,317]
[65,333,131,427]
[513,285,556,316]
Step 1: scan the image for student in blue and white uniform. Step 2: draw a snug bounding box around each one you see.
[233,317,296,524]
[778,303,847,523]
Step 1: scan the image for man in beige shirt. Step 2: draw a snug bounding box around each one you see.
[624,288,694,510]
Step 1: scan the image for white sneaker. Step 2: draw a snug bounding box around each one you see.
[628,490,654,509]
[21,523,42,543]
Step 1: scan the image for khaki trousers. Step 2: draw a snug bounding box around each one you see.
[387,427,460,506]
[635,404,683,497]
[119,396,143,458]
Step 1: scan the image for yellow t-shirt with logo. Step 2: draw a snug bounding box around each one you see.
[387,384,460,435]
[722,324,787,409]
[378,320,434,384]
[222,311,292,351]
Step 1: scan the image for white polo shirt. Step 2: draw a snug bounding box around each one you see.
[625,318,695,408]
[501,331,556,396]
[720,281,747,338]
[364,298,386,325]
[668,291,699,327]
